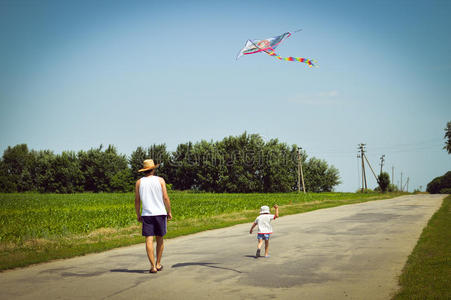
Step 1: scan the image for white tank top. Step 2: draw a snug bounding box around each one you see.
[139,176,167,216]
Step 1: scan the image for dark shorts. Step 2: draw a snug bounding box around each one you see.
[142,215,167,237]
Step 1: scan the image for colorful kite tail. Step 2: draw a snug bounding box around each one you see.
[268,51,318,67]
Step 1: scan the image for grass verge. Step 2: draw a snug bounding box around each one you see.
[393,195,450,299]
[0,192,403,271]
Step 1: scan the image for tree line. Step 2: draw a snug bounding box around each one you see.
[0,133,340,193]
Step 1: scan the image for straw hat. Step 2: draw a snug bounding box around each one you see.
[260,205,270,214]
[138,159,160,172]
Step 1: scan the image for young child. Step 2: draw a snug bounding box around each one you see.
[249,204,279,258]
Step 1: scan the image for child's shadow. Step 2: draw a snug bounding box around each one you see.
[244,255,258,259]
[172,262,243,273]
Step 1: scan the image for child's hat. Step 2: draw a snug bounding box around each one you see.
[260,206,270,214]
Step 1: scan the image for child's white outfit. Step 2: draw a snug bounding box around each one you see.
[254,214,276,234]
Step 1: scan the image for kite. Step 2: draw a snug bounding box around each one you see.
[237,31,317,67]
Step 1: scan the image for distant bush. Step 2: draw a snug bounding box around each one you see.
[388,184,399,192]
[377,172,390,192]
[426,171,451,194]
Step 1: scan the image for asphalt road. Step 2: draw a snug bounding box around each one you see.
[0,194,445,300]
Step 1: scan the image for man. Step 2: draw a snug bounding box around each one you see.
[135,159,172,274]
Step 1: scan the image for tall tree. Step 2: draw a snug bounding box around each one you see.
[78,145,130,192]
[51,151,84,193]
[129,146,147,181]
[147,144,171,181]
[303,157,341,192]
[218,133,266,192]
[444,121,451,154]
[170,142,197,190]
[1,144,34,192]
[261,139,297,193]
[31,149,56,193]
[191,140,225,192]
[0,158,16,192]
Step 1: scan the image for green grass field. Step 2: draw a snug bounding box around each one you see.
[0,191,402,270]
[393,195,450,299]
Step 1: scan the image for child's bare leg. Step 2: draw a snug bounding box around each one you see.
[256,239,263,257]
[264,240,269,256]
[257,239,264,249]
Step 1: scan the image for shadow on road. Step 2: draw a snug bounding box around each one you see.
[172,262,243,273]
[110,269,148,274]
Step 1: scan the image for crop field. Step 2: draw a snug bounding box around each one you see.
[0,191,402,270]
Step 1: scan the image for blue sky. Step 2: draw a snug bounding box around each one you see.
[1,0,450,192]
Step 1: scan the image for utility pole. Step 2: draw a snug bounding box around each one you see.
[363,153,381,186]
[392,166,394,186]
[297,147,306,194]
[404,177,409,192]
[358,144,367,192]
[297,148,301,193]
[357,154,361,191]
[379,155,385,175]
[400,172,403,192]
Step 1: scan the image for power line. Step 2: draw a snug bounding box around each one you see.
[309,142,443,157]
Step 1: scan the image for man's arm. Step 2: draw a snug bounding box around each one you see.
[273,204,279,219]
[135,180,142,223]
[160,177,172,220]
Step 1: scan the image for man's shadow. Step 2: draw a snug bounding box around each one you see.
[111,260,255,274]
